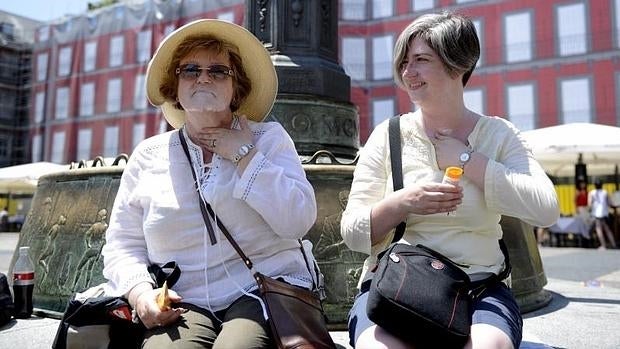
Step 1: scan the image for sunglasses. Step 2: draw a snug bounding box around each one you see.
[175,64,234,81]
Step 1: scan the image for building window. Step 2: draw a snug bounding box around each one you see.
[84,41,97,72]
[217,11,235,22]
[134,74,147,110]
[38,26,50,42]
[560,77,591,123]
[107,78,122,113]
[372,35,393,80]
[342,37,366,81]
[507,83,535,131]
[136,30,152,63]
[159,118,168,134]
[615,0,620,47]
[132,123,145,150]
[35,92,45,123]
[372,0,392,19]
[341,0,366,20]
[36,53,48,82]
[412,0,434,11]
[372,98,394,127]
[52,131,66,164]
[58,46,72,76]
[464,88,484,114]
[109,35,124,67]
[456,0,477,3]
[164,24,175,39]
[504,11,532,63]
[32,134,42,162]
[55,87,69,120]
[80,83,95,117]
[77,128,92,160]
[472,19,483,66]
[104,126,119,157]
[557,2,587,56]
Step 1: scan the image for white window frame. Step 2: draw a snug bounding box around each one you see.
[615,0,620,47]
[137,30,152,63]
[372,35,393,80]
[372,0,393,19]
[32,134,42,162]
[58,46,72,77]
[51,131,66,164]
[412,0,434,11]
[132,123,146,150]
[504,11,532,63]
[36,53,48,82]
[133,74,147,110]
[109,35,124,67]
[560,77,591,123]
[107,78,122,113]
[342,37,366,81]
[217,11,235,23]
[372,98,395,127]
[463,88,485,115]
[104,126,119,157]
[556,2,587,56]
[77,128,92,161]
[472,19,483,66]
[38,26,50,42]
[341,0,366,20]
[507,83,536,131]
[84,41,97,72]
[80,83,95,117]
[35,92,45,123]
[55,87,70,120]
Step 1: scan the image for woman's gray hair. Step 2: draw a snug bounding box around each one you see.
[393,12,480,88]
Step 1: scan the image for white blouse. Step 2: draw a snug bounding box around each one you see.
[102,117,318,312]
[341,112,559,285]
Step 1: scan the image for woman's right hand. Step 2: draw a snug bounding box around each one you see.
[133,287,186,329]
[370,182,463,245]
[396,182,463,215]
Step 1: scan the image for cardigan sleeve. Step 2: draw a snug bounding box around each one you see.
[483,119,560,228]
[233,122,317,239]
[102,147,155,296]
[340,120,391,254]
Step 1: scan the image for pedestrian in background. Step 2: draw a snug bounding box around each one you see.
[0,207,8,232]
[589,178,617,249]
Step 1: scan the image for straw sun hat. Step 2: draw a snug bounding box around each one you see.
[146,19,278,129]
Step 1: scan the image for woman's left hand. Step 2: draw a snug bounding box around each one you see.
[196,115,254,162]
[432,130,470,170]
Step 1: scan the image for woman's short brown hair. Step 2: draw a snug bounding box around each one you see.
[393,12,480,88]
[159,35,252,112]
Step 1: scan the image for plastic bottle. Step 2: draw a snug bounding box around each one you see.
[12,246,34,319]
[442,166,463,185]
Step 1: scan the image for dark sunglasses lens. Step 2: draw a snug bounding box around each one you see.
[208,65,231,80]
[179,64,201,79]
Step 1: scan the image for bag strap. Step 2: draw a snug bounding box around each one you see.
[388,116,406,242]
[178,129,318,290]
[387,115,511,284]
[148,261,181,289]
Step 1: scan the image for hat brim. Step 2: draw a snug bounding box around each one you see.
[146,19,277,129]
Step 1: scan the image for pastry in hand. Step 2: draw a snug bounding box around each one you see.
[156,281,171,311]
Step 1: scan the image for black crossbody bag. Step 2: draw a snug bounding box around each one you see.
[366,116,511,348]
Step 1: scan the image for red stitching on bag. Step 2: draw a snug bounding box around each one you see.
[448,289,459,328]
[394,254,407,300]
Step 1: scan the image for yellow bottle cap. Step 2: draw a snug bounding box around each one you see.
[444,166,463,180]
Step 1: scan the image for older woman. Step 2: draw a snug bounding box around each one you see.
[341,12,559,349]
[102,20,318,348]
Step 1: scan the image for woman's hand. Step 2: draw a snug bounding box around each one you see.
[370,182,462,245]
[396,182,463,215]
[133,287,185,329]
[432,130,470,171]
[196,115,254,162]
